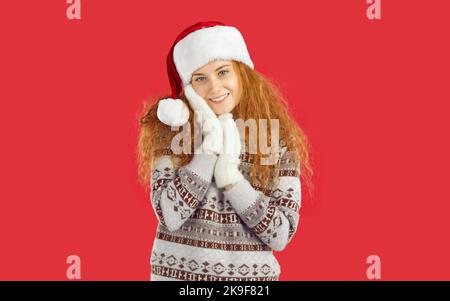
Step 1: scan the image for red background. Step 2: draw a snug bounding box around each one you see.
[1,0,449,280]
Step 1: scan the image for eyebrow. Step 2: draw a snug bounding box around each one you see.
[192,64,231,76]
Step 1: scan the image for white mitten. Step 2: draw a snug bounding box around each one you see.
[214,113,244,188]
[184,84,223,155]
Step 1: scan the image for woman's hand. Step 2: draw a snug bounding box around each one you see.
[184,84,222,155]
[214,113,244,189]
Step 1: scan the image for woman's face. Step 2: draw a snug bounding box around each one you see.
[191,60,241,115]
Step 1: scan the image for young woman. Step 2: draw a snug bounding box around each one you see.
[138,21,313,281]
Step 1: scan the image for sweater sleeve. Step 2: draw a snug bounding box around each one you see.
[150,152,218,232]
[223,147,301,251]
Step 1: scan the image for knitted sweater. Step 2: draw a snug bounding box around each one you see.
[149,140,301,281]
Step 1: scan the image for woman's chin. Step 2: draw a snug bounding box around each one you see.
[213,108,232,116]
[210,104,234,116]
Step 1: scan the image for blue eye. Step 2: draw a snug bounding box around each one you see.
[194,70,228,82]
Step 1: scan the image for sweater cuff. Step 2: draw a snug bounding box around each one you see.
[185,152,218,182]
[222,178,259,214]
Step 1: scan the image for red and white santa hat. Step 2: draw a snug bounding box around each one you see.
[157,21,254,126]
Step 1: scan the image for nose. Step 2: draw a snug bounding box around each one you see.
[209,76,223,94]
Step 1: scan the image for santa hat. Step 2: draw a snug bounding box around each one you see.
[157,21,254,127]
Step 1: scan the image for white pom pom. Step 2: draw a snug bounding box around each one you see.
[156,98,190,127]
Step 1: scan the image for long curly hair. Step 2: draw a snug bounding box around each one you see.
[137,61,314,197]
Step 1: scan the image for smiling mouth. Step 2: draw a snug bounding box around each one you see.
[208,93,230,103]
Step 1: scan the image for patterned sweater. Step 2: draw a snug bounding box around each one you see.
[149,141,302,281]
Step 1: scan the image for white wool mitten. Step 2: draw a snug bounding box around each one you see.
[184,84,223,155]
[214,113,244,189]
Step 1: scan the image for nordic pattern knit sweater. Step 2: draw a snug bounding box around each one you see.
[149,141,301,281]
